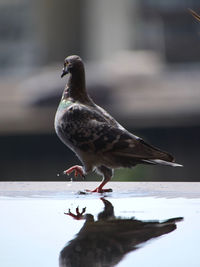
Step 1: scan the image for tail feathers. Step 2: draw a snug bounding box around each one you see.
[160,217,183,225]
[143,159,183,167]
[138,139,175,163]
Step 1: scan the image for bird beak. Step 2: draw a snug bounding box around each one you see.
[61,64,69,78]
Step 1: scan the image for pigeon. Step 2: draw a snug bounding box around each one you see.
[54,55,182,193]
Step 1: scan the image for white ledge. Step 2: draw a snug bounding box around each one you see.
[0,182,200,199]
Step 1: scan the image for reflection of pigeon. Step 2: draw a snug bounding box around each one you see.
[59,198,183,267]
[55,55,182,193]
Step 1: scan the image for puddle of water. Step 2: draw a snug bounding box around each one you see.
[0,193,199,267]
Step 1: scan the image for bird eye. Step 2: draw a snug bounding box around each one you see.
[64,60,69,66]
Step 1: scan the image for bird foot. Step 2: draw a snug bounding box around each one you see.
[64,206,86,220]
[63,165,85,179]
[85,187,113,193]
[85,180,112,193]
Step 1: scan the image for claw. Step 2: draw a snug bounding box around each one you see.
[85,178,112,193]
[75,206,79,214]
[82,207,86,213]
[64,206,86,220]
[63,165,85,179]
[85,188,112,193]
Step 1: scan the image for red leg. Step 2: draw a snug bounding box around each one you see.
[64,207,86,220]
[86,178,112,193]
[63,165,85,179]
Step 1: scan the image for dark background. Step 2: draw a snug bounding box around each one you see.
[1,0,200,181]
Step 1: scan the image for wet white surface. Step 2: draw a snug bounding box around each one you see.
[1,182,200,198]
[0,182,199,267]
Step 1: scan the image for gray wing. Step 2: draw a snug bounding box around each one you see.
[58,104,125,152]
[59,104,174,162]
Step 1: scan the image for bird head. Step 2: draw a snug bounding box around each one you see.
[61,55,83,78]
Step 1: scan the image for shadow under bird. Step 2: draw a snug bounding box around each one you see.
[59,198,183,267]
[54,55,182,193]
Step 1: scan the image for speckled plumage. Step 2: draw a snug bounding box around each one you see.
[55,55,182,193]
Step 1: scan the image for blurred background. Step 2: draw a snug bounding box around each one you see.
[1,0,200,182]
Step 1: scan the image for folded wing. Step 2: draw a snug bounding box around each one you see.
[60,104,177,167]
